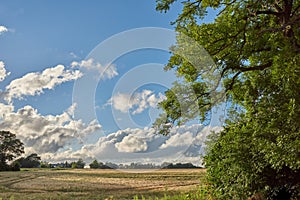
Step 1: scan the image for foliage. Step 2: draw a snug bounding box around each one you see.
[89,159,112,169]
[17,153,41,168]
[71,158,85,169]
[0,131,24,171]
[162,162,199,169]
[155,0,300,199]
[40,161,50,168]
[10,160,21,171]
[89,159,100,169]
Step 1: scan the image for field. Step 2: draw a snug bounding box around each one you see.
[0,168,206,200]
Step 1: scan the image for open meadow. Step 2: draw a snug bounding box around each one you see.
[0,168,206,200]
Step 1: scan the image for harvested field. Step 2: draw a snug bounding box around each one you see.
[0,168,206,199]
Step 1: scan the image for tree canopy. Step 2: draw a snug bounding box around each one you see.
[71,158,85,169]
[17,153,41,168]
[0,130,24,171]
[155,0,300,199]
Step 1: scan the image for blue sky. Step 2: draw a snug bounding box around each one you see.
[0,0,180,114]
[0,1,221,164]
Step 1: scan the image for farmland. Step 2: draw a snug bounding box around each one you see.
[0,168,206,200]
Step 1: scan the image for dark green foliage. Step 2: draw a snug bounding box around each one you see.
[155,0,300,199]
[17,153,41,168]
[89,159,100,169]
[0,130,24,171]
[162,163,199,169]
[89,160,112,169]
[40,161,50,168]
[10,160,21,171]
[71,158,85,169]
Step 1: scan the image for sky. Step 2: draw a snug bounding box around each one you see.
[0,0,222,166]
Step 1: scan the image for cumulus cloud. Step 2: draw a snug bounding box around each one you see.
[5,65,82,102]
[0,26,8,35]
[183,126,223,157]
[108,128,161,154]
[108,90,166,114]
[18,122,222,165]
[0,59,221,165]
[0,104,101,154]
[0,103,14,117]
[160,132,194,149]
[71,58,118,79]
[0,62,104,161]
[44,124,220,165]
[0,61,10,82]
[115,134,148,153]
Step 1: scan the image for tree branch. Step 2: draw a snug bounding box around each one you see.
[292,4,300,16]
[225,71,241,92]
[235,61,273,72]
[257,15,300,35]
[255,10,283,16]
[217,0,237,16]
[273,1,283,12]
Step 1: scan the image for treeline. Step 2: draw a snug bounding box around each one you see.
[40,158,86,169]
[162,163,199,169]
[42,159,201,169]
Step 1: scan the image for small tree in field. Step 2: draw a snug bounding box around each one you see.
[0,131,24,171]
[89,160,100,169]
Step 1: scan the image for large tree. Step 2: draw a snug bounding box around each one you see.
[155,0,300,199]
[0,130,24,171]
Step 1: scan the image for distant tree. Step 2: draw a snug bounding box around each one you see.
[89,160,100,169]
[161,162,172,168]
[64,161,71,168]
[40,161,50,168]
[0,131,24,171]
[72,159,85,169]
[77,158,85,168]
[71,162,77,169]
[163,163,199,169]
[17,153,41,168]
[104,162,118,169]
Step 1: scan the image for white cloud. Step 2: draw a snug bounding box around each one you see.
[108,90,166,114]
[160,132,194,149]
[115,134,148,153]
[15,121,222,166]
[5,65,82,102]
[0,62,221,165]
[0,26,8,35]
[0,62,102,160]
[45,124,220,165]
[0,104,101,154]
[71,58,118,79]
[0,103,14,117]
[0,61,10,82]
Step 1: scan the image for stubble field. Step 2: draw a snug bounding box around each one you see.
[0,168,206,200]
